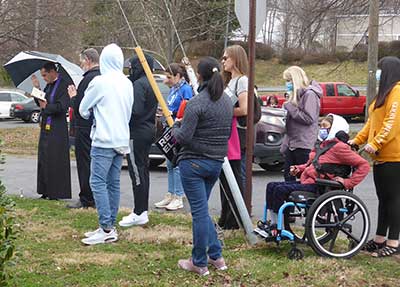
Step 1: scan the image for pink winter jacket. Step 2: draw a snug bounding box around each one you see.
[296,138,370,189]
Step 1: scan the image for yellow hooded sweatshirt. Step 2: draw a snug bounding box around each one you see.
[353,82,400,162]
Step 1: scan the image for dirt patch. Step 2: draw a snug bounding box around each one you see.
[121,225,192,245]
[22,220,78,242]
[0,127,39,155]
[54,251,129,266]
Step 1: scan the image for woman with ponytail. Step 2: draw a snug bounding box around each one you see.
[172,57,233,276]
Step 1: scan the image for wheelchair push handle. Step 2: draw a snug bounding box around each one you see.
[349,144,379,156]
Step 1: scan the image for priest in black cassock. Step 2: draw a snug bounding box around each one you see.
[32,62,71,199]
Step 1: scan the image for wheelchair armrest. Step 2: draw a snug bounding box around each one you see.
[315,178,344,189]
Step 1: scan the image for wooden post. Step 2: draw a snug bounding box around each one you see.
[366,0,379,119]
[134,47,174,127]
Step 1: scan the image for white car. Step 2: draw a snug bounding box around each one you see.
[0,89,28,119]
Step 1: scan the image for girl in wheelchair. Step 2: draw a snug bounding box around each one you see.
[261,114,370,235]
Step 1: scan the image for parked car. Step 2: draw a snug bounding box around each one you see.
[260,82,366,117]
[0,88,29,119]
[10,98,41,123]
[253,106,286,171]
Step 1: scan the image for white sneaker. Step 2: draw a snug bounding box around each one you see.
[81,228,118,245]
[84,227,102,238]
[165,196,184,211]
[118,211,149,227]
[154,193,174,208]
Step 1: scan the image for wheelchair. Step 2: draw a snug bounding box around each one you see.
[254,178,370,260]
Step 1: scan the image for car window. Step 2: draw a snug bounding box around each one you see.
[325,84,335,96]
[156,80,170,101]
[11,93,26,102]
[337,84,356,97]
[0,92,11,102]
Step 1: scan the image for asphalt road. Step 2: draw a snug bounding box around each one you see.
[0,118,39,129]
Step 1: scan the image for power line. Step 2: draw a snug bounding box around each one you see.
[116,0,139,47]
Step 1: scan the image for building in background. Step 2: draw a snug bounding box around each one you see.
[336,14,400,51]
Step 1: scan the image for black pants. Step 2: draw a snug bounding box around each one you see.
[127,138,152,215]
[283,148,311,182]
[75,126,94,206]
[266,181,317,213]
[373,162,400,240]
[218,160,244,230]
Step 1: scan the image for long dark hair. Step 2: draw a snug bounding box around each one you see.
[375,56,400,109]
[168,63,189,82]
[197,57,224,102]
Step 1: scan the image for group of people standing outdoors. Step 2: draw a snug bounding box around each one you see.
[31,41,399,276]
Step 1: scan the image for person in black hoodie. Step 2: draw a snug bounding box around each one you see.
[119,53,158,227]
[67,48,101,208]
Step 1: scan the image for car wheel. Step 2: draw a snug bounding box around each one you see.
[259,163,283,172]
[149,159,165,168]
[30,111,41,123]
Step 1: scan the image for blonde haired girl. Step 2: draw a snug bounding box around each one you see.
[283,66,310,106]
[281,66,322,181]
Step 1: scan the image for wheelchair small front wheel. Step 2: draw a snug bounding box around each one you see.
[305,190,370,259]
[287,247,304,260]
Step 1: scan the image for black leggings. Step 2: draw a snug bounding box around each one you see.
[283,148,311,182]
[373,162,400,240]
[218,160,244,230]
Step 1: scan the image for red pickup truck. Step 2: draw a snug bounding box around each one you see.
[261,82,366,117]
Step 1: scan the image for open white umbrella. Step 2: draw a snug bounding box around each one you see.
[3,51,83,93]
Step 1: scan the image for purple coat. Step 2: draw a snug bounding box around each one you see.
[281,80,322,152]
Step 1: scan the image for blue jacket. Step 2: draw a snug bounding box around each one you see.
[167,80,193,118]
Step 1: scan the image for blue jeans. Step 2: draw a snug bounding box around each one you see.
[90,147,123,230]
[179,159,223,267]
[166,159,184,197]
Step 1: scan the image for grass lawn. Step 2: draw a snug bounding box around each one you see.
[255,59,367,87]
[0,127,75,158]
[8,197,400,287]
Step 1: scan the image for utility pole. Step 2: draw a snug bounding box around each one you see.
[224,0,231,49]
[366,0,379,119]
[245,0,256,214]
[33,0,40,49]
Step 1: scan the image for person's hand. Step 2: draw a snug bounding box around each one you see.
[364,143,377,154]
[347,139,355,146]
[31,75,40,89]
[289,165,299,176]
[333,176,345,186]
[38,99,47,109]
[67,85,77,98]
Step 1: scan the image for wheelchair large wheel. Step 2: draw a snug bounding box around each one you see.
[305,191,370,258]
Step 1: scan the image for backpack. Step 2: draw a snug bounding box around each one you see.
[234,76,262,127]
[311,140,352,179]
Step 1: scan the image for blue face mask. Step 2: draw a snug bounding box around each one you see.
[319,128,329,140]
[376,69,382,82]
[286,82,293,92]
